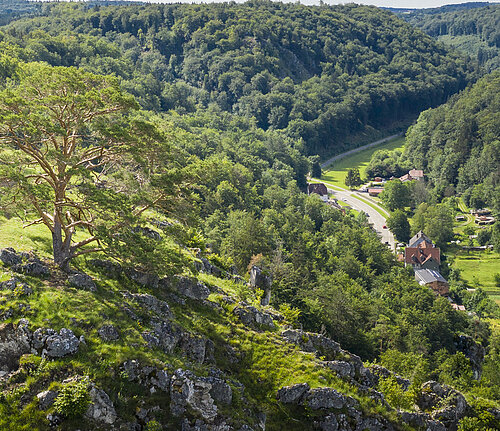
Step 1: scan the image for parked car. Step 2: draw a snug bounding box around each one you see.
[382,225,387,229]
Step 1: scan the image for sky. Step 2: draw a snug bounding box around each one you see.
[321,0,497,7]
[144,0,498,9]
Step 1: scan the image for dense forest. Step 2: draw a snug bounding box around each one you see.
[0,0,476,155]
[0,2,498,430]
[402,71,500,211]
[401,3,500,72]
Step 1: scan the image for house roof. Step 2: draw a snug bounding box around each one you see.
[404,244,440,265]
[408,231,434,248]
[409,169,424,178]
[307,183,328,196]
[415,268,448,284]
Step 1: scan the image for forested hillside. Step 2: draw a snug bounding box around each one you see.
[0,0,475,155]
[0,2,498,430]
[402,3,500,72]
[402,71,500,211]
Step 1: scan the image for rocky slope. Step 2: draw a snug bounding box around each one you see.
[0,247,497,430]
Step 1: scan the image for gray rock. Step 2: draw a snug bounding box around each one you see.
[125,268,159,289]
[68,272,97,292]
[277,383,310,404]
[249,266,272,306]
[122,360,140,381]
[172,276,210,300]
[181,334,207,364]
[455,335,485,380]
[121,360,171,394]
[89,259,122,276]
[399,411,446,431]
[32,327,56,350]
[281,329,342,360]
[0,277,19,290]
[142,320,180,353]
[0,248,22,267]
[20,260,50,277]
[201,258,223,277]
[0,322,31,372]
[150,369,171,392]
[304,388,347,410]
[37,390,58,410]
[44,328,80,358]
[170,369,218,422]
[324,361,355,379]
[417,381,469,428]
[85,385,117,424]
[98,324,119,341]
[122,292,171,318]
[206,377,232,405]
[233,306,275,330]
[318,414,339,431]
[249,266,271,290]
[46,413,62,427]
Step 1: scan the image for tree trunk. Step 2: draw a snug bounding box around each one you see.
[52,221,72,272]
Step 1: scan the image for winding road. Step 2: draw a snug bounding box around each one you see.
[315,134,404,250]
[325,182,396,250]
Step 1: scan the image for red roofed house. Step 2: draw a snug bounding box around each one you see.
[368,188,384,197]
[404,238,440,272]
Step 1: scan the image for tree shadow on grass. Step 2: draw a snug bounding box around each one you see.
[26,234,52,256]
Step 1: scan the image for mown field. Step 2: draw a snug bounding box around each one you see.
[319,136,406,189]
[452,250,500,305]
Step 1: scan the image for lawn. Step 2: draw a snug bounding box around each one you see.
[452,250,500,305]
[317,136,405,189]
[0,216,53,257]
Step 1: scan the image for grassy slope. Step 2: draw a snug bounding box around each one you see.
[319,136,405,190]
[0,231,402,430]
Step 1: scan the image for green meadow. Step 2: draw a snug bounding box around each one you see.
[318,136,406,189]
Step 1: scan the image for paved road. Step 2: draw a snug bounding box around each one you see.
[323,182,396,250]
[320,132,404,169]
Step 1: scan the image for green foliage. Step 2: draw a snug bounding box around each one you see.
[365,149,407,179]
[411,202,454,248]
[402,72,500,212]
[144,421,163,431]
[377,375,415,410]
[380,180,411,211]
[0,1,476,155]
[344,168,362,188]
[403,4,500,72]
[53,378,91,419]
[278,303,301,328]
[387,209,410,243]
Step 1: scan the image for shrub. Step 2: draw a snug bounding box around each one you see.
[279,303,301,327]
[53,378,91,418]
[377,376,415,410]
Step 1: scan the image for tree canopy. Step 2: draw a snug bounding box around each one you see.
[0,0,476,155]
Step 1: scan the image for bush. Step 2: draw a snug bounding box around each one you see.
[377,375,415,410]
[53,378,91,418]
